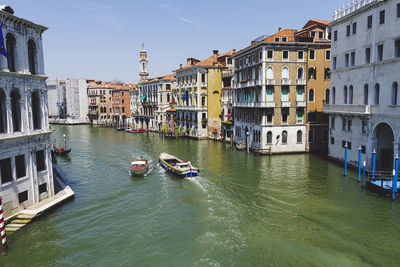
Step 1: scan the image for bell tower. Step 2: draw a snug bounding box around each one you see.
[139,43,149,81]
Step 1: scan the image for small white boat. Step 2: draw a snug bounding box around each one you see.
[129,158,149,176]
[159,153,199,177]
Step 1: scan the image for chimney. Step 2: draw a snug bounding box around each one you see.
[187,58,191,65]
[180,64,182,69]
[278,27,282,32]
[233,49,236,54]
[213,50,219,65]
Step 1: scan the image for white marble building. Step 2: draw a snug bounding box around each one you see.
[47,78,89,124]
[0,6,55,217]
[324,0,400,170]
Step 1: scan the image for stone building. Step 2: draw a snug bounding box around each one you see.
[46,78,89,124]
[87,82,114,125]
[324,0,400,170]
[175,50,235,139]
[232,20,331,154]
[0,6,55,216]
[111,84,135,127]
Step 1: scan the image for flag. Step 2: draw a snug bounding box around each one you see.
[140,95,146,100]
[0,24,7,58]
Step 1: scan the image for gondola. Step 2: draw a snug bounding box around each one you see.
[52,146,71,155]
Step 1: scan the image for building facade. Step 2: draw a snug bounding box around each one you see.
[233,21,331,154]
[325,0,400,170]
[111,84,135,127]
[87,82,114,125]
[175,50,235,139]
[0,6,55,217]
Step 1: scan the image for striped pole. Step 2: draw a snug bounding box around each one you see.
[0,196,7,249]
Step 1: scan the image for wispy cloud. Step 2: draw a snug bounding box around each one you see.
[156,3,203,29]
[73,2,123,30]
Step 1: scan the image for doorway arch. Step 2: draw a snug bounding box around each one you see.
[373,122,394,171]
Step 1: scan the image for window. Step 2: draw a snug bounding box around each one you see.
[349,86,353,104]
[32,91,41,130]
[343,86,348,104]
[308,129,314,143]
[308,67,316,80]
[342,117,347,130]
[325,89,330,104]
[282,36,287,42]
[15,155,26,179]
[334,30,337,41]
[282,50,289,60]
[398,3,400,18]
[11,90,21,132]
[36,150,46,172]
[395,40,400,58]
[377,44,383,61]
[18,191,28,204]
[267,131,272,144]
[333,56,337,70]
[331,116,335,129]
[275,37,280,42]
[201,73,206,83]
[374,83,380,105]
[332,87,336,104]
[6,33,16,72]
[331,137,335,145]
[392,82,398,105]
[346,25,351,36]
[308,89,315,102]
[298,51,304,60]
[379,10,385,24]
[28,39,36,74]
[39,183,47,194]
[309,50,315,60]
[266,108,273,123]
[296,109,303,123]
[201,96,206,106]
[267,50,273,60]
[0,158,12,184]
[266,67,274,80]
[350,52,355,67]
[366,16,374,29]
[318,32,324,39]
[311,32,316,38]
[259,51,262,61]
[348,119,352,131]
[282,131,288,144]
[297,67,304,80]
[326,50,331,60]
[363,84,369,105]
[282,67,289,79]
[324,68,331,80]
[352,22,357,34]
[345,53,349,68]
[365,47,371,64]
[297,130,303,143]
[282,108,288,123]
[362,120,367,134]
[361,145,366,154]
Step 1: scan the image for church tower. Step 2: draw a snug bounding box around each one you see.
[139,43,149,81]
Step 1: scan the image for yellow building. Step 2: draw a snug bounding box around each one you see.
[175,50,235,139]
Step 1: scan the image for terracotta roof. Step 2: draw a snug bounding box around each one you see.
[177,50,234,71]
[140,73,176,84]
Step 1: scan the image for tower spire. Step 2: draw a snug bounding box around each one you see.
[139,43,149,81]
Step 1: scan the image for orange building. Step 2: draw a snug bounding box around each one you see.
[111,84,136,127]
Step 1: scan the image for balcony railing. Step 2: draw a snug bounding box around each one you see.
[266,79,275,85]
[296,101,306,107]
[281,101,290,107]
[233,101,275,108]
[323,104,371,114]
[296,78,306,85]
[281,78,290,85]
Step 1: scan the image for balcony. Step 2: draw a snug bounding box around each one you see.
[281,101,290,107]
[296,101,306,107]
[233,101,275,108]
[176,105,206,111]
[266,79,275,85]
[296,79,306,85]
[201,82,207,88]
[281,78,290,85]
[323,104,371,115]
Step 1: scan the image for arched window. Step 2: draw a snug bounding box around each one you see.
[267,131,272,144]
[325,89,330,104]
[297,67,304,79]
[374,83,380,105]
[282,67,289,79]
[309,88,315,102]
[266,66,274,80]
[343,86,348,104]
[332,87,336,104]
[349,85,353,104]
[258,67,262,81]
[308,67,316,80]
[282,130,288,144]
[392,82,398,105]
[363,84,368,105]
[297,130,302,143]
[324,68,331,80]
[0,89,6,133]
[11,90,21,132]
[6,33,16,72]
[32,91,41,130]
[28,39,37,75]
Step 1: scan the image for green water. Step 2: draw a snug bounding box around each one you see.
[1,125,400,266]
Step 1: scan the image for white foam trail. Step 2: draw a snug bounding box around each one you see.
[187,176,208,193]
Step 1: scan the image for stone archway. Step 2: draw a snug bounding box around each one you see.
[373,122,394,171]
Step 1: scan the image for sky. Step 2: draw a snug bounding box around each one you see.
[7,0,344,84]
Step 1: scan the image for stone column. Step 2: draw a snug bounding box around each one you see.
[45,144,54,197]
[25,89,33,132]
[42,89,49,129]
[5,98,13,133]
[30,148,38,204]
[0,54,8,71]
[261,46,266,102]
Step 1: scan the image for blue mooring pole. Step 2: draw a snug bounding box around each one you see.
[393,154,399,201]
[344,142,348,176]
[358,146,362,182]
[372,149,376,180]
[362,161,366,187]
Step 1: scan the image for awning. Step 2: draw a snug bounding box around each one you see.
[140,96,146,100]
[225,113,232,117]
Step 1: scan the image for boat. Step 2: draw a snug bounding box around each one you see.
[163,133,176,139]
[129,158,149,176]
[126,128,145,133]
[52,146,71,156]
[159,153,199,177]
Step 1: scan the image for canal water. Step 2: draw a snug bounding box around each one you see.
[2,125,400,266]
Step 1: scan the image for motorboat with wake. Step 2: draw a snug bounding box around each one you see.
[129,158,149,176]
[159,153,199,177]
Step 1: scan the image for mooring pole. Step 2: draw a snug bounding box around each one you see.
[344,142,348,176]
[362,161,366,187]
[358,146,362,182]
[393,154,399,201]
[0,196,7,249]
[372,149,376,180]
[246,131,250,154]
